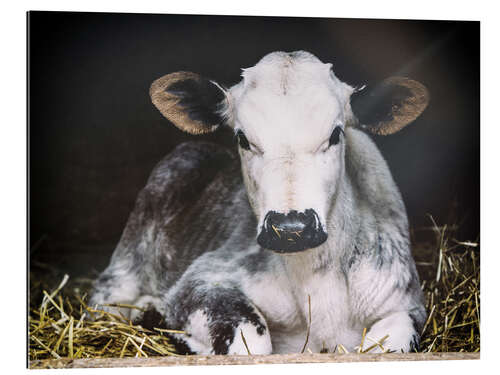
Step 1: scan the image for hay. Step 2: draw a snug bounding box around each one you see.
[415,218,480,352]
[28,272,178,360]
[28,220,479,360]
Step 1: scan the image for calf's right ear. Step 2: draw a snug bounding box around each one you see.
[150,71,227,135]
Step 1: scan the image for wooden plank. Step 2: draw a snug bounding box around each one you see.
[30,352,479,369]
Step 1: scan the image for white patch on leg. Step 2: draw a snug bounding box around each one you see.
[179,309,213,355]
[363,312,416,353]
[228,322,272,355]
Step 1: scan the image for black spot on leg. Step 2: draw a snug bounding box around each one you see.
[132,305,196,355]
[205,287,267,354]
[166,282,268,355]
[133,306,167,331]
[210,322,236,355]
[165,334,196,355]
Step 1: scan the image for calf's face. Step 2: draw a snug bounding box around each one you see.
[230,52,353,252]
[150,51,429,253]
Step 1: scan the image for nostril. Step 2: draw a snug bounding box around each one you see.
[306,209,321,230]
[263,212,271,231]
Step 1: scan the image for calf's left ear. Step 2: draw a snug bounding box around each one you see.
[350,76,429,135]
[150,71,226,135]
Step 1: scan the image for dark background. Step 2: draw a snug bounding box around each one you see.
[28,12,479,276]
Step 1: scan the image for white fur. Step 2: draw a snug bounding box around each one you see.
[228,322,272,355]
[180,310,213,355]
[364,312,418,353]
[229,51,352,230]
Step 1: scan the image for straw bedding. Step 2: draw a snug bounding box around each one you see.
[28,220,479,360]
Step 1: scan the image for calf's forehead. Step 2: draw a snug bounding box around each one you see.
[228,51,354,150]
[235,85,341,151]
[240,51,336,97]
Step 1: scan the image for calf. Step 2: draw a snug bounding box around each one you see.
[90,51,429,355]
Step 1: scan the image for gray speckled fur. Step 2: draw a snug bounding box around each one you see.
[90,133,425,354]
[90,51,426,355]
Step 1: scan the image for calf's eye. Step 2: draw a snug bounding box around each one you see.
[236,130,251,151]
[328,126,344,147]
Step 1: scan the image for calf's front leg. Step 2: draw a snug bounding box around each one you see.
[363,311,421,353]
[160,284,273,355]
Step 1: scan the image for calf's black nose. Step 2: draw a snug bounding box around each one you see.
[257,209,327,253]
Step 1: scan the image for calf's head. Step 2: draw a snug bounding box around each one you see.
[150,51,429,253]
